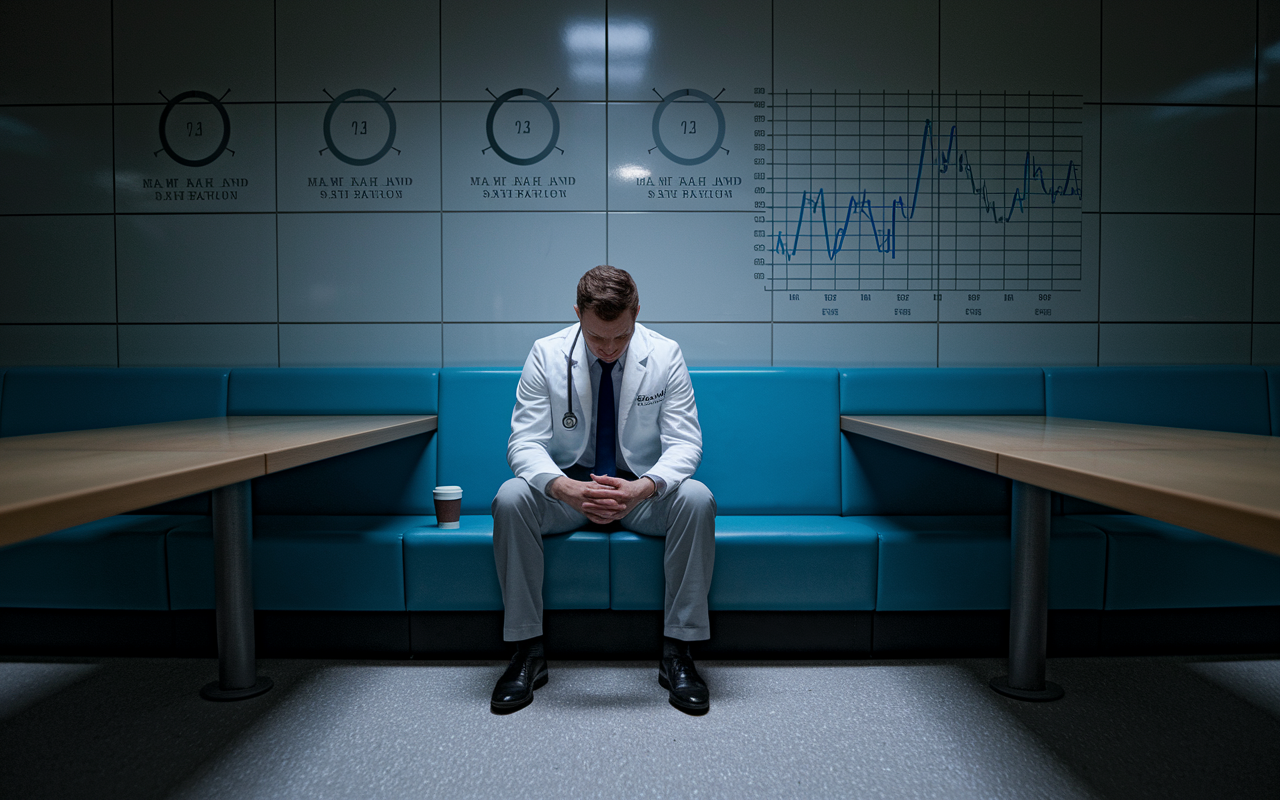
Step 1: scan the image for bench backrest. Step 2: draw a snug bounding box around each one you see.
[437,367,843,516]
[691,368,841,514]
[437,369,523,515]
[0,367,229,437]
[229,367,439,514]
[839,368,1046,515]
[1268,368,1280,436]
[1044,366,1271,435]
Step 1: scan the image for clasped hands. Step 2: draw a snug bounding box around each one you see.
[550,474,655,524]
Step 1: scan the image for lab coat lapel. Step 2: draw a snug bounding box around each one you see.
[616,325,651,441]
[566,325,593,444]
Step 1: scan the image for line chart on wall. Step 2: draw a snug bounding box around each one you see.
[762,91,1092,323]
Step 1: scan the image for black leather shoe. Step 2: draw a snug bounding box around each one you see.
[490,649,548,713]
[659,653,710,714]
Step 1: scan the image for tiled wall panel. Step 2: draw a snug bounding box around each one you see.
[609,213,771,322]
[772,323,937,367]
[112,0,275,104]
[442,213,606,322]
[774,0,938,92]
[0,0,112,105]
[0,326,117,367]
[606,0,771,101]
[1254,324,1280,365]
[115,215,278,324]
[941,1,1101,101]
[938,323,1098,367]
[275,0,440,103]
[0,106,113,215]
[1100,106,1254,214]
[640,323,773,367]
[1256,217,1280,323]
[0,216,115,323]
[278,213,441,323]
[441,0,605,101]
[1100,0,1256,104]
[1099,215,1253,322]
[1099,323,1253,366]
[118,324,279,367]
[280,323,442,367]
[1258,109,1280,214]
[442,323,568,367]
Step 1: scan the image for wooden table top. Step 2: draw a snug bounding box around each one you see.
[0,415,437,547]
[841,415,1280,556]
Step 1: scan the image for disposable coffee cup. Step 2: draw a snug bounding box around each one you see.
[433,486,463,529]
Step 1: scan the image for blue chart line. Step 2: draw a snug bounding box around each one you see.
[774,120,1082,262]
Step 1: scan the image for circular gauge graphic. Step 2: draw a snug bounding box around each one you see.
[485,88,560,166]
[323,89,397,166]
[651,88,726,166]
[158,90,231,167]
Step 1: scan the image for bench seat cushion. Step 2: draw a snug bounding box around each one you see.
[1074,514,1280,609]
[0,515,201,610]
[403,516,609,611]
[167,515,426,611]
[609,517,879,611]
[863,515,1107,611]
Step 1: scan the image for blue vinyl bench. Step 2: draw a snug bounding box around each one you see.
[1269,368,1280,436]
[1045,366,1280,652]
[165,367,439,656]
[839,368,1109,655]
[1,364,1277,658]
[405,367,878,656]
[0,367,229,653]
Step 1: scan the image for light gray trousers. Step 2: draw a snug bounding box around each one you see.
[492,476,716,642]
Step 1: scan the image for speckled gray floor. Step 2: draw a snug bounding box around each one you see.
[1,655,1278,799]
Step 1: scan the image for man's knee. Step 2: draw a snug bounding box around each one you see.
[672,479,716,520]
[493,477,537,519]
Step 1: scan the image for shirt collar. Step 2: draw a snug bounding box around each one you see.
[585,344,627,371]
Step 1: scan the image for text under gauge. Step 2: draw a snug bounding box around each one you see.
[323,89,398,166]
[158,91,231,167]
[652,89,726,166]
[485,88,561,166]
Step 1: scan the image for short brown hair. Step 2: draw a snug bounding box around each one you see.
[576,265,638,320]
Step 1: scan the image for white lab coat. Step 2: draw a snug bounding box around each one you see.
[507,322,702,491]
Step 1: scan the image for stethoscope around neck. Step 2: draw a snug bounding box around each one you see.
[563,325,623,429]
[562,327,583,429]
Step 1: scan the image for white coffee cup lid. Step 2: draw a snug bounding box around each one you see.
[433,485,463,500]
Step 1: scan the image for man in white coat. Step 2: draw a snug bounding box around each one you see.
[490,265,716,715]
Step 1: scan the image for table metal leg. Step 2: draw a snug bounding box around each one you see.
[201,481,273,701]
[990,481,1064,702]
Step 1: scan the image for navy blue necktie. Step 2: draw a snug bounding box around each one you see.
[595,360,617,477]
